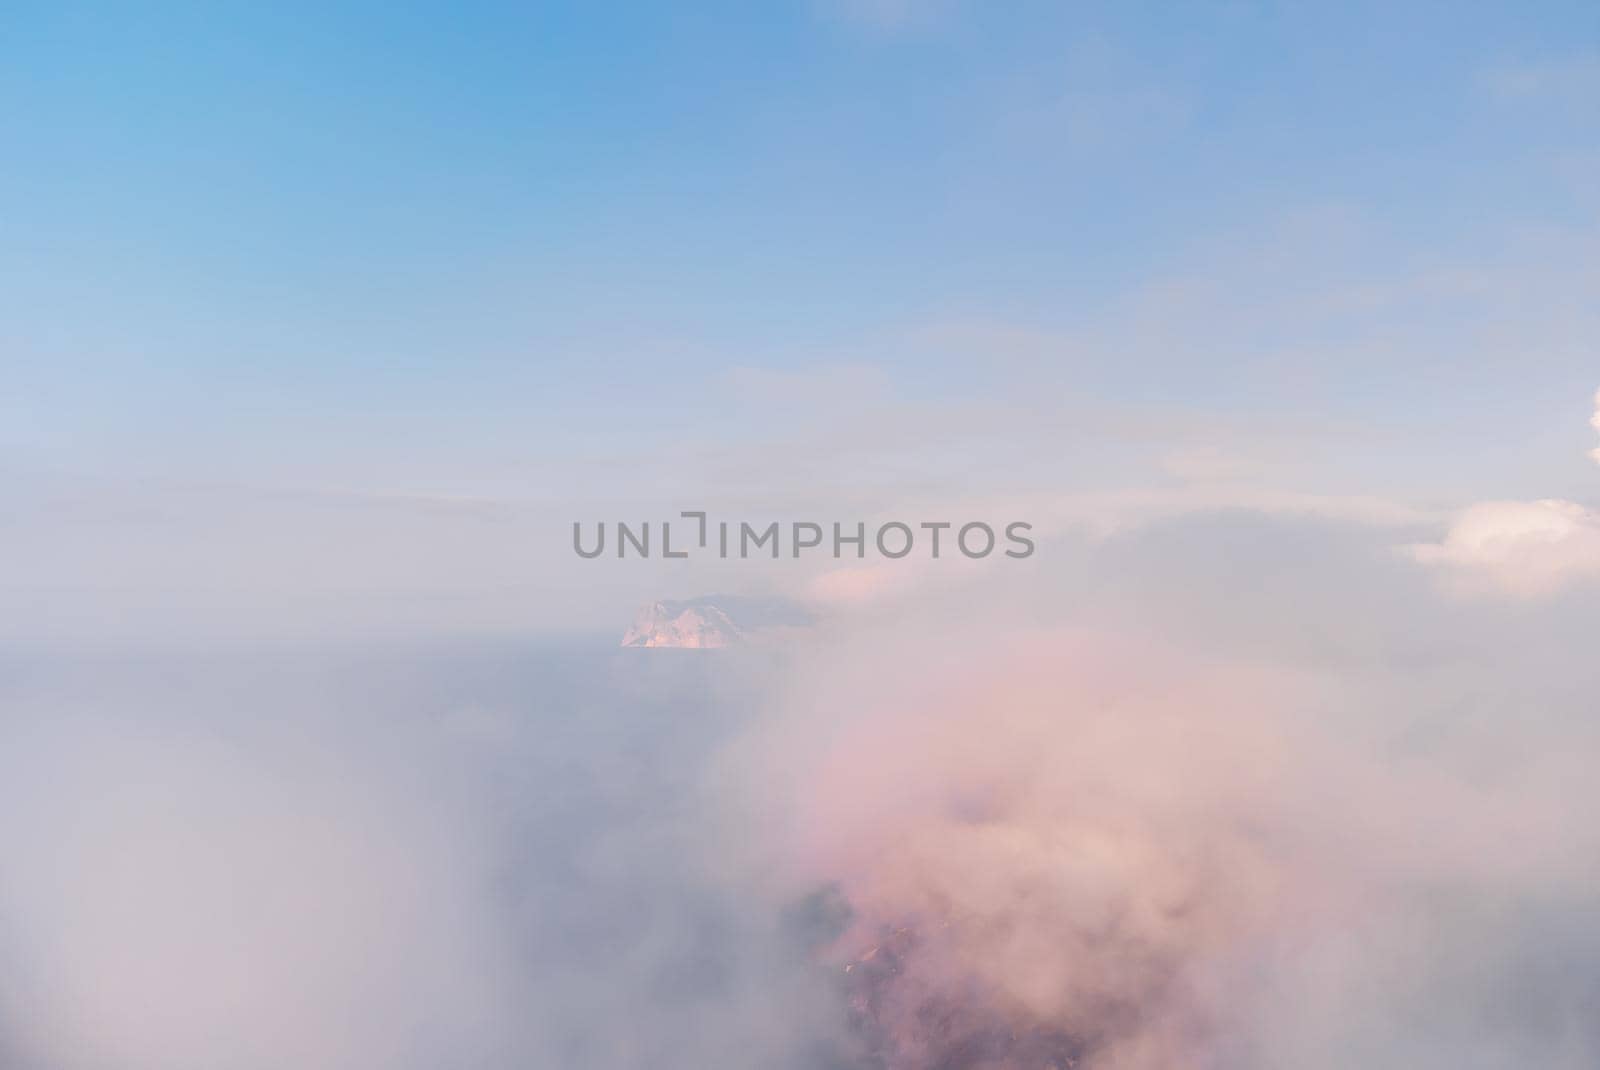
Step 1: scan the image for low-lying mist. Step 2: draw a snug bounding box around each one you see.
[2,512,1596,1069]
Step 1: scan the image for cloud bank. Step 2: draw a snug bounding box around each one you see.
[3,505,1598,1069]
[721,513,1600,1068]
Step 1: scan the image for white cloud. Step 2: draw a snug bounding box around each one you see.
[1590,386,1600,466]
[1410,498,1600,597]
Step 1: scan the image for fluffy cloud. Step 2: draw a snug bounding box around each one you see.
[1590,387,1600,466]
[1410,498,1600,597]
[724,536,1600,1069]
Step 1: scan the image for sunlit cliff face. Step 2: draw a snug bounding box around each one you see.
[840,922,1089,1069]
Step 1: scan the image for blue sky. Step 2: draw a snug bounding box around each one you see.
[2,1,1596,636]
